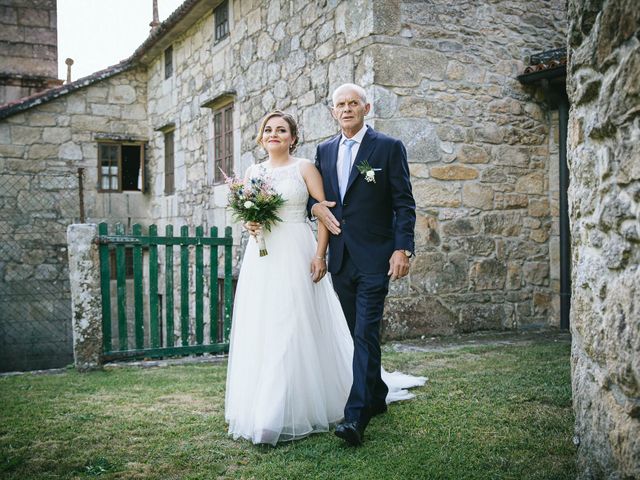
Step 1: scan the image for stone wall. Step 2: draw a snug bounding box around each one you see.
[568,0,640,478]
[140,0,568,337]
[1,67,150,221]
[1,0,575,371]
[145,1,382,238]
[367,0,566,337]
[0,170,78,371]
[0,0,60,104]
[0,67,148,371]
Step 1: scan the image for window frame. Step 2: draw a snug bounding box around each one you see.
[164,45,173,79]
[97,141,145,193]
[164,129,175,195]
[213,102,234,184]
[214,0,229,42]
[109,247,134,280]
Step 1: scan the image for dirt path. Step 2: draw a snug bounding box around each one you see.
[387,329,571,353]
[1,329,571,376]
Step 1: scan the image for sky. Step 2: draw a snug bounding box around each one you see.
[57,0,185,81]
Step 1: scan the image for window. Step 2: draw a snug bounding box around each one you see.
[213,103,233,183]
[213,277,237,342]
[98,142,145,192]
[164,45,173,79]
[214,0,229,42]
[109,248,134,280]
[164,130,175,195]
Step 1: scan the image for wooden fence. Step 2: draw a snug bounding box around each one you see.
[96,222,233,361]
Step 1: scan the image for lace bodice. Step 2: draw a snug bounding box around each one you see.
[248,159,309,223]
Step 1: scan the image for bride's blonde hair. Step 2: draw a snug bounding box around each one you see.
[255,110,299,152]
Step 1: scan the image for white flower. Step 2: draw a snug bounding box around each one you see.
[357,160,377,184]
[365,170,376,183]
[244,200,255,208]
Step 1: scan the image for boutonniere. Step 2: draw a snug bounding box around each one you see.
[356,160,381,183]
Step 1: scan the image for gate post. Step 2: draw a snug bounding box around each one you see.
[67,224,103,371]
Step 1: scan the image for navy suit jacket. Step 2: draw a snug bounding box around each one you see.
[313,126,416,275]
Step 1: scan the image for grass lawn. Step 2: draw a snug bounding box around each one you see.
[0,337,575,479]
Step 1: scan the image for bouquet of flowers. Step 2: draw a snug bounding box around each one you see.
[222,169,285,256]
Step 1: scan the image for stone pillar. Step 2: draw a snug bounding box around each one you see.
[67,224,103,371]
[567,0,640,478]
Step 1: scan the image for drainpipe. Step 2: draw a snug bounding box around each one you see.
[558,94,570,330]
[517,56,571,331]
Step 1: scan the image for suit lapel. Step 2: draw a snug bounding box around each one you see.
[345,127,377,195]
[326,135,341,200]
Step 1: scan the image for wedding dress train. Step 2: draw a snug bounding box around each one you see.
[224,159,426,446]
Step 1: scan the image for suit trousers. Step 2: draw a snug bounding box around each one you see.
[331,248,389,425]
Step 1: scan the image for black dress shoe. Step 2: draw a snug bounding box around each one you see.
[370,403,388,417]
[334,421,364,446]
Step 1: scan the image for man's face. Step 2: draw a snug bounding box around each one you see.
[331,88,370,134]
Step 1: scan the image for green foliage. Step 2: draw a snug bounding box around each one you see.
[0,339,575,479]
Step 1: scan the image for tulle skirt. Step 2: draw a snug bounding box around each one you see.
[224,221,427,445]
[225,222,353,445]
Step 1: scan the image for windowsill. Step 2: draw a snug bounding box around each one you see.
[214,34,229,45]
[211,35,230,54]
[97,190,144,194]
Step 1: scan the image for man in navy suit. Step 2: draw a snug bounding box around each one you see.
[310,83,416,446]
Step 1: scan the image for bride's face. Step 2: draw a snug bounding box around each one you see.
[262,117,295,154]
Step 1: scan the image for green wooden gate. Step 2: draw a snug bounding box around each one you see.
[96,222,234,361]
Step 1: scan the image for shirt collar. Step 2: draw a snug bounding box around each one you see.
[341,124,368,146]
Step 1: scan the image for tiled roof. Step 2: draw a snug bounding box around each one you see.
[0,0,203,120]
[522,57,567,74]
[517,47,567,84]
[0,61,133,120]
[129,0,201,62]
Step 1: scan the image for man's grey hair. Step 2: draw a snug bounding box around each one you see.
[332,83,368,106]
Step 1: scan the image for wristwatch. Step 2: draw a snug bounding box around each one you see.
[402,250,413,258]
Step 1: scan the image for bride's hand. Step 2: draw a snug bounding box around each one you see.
[310,257,327,283]
[244,221,261,238]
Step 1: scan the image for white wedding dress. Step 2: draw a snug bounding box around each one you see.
[224,159,426,446]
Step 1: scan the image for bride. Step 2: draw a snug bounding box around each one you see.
[224,111,425,446]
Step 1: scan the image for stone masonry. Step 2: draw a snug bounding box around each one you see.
[143,0,567,339]
[0,66,150,217]
[0,67,148,371]
[568,0,640,478]
[0,0,61,104]
[1,0,571,371]
[370,0,566,337]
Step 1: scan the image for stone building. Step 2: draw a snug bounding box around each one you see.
[1,0,568,371]
[568,0,640,478]
[0,0,62,105]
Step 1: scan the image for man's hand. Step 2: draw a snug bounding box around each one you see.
[244,221,261,239]
[311,201,341,235]
[388,250,410,281]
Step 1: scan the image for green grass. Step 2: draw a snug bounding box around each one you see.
[0,340,575,479]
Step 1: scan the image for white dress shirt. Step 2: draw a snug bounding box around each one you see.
[336,124,368,183]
